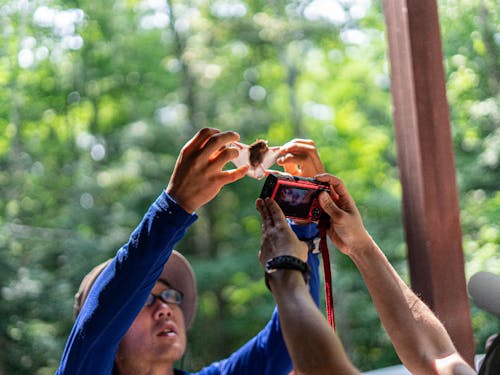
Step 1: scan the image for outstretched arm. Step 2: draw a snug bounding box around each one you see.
[316,174,476,375]
[57,128,248,375]
[256,197,360,375]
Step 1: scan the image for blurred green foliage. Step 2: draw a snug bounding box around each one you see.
[0,0,498,373]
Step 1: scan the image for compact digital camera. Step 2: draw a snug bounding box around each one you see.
[260,173,330,222]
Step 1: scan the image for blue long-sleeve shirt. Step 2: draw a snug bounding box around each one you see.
[56,191,320,375]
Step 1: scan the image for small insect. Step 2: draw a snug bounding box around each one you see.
[249,139,269,167]
[230,140,281,179]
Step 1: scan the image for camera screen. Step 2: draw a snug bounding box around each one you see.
[275,184,316,218]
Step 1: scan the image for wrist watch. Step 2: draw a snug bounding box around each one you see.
[264,255,311,291]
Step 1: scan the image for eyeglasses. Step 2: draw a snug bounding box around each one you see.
[145,289,183,307]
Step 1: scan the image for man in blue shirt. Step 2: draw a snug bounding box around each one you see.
[56,128,324,375]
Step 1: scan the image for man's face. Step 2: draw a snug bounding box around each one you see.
[116,281,187,368]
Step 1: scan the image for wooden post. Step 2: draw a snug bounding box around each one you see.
[382,0,475,365]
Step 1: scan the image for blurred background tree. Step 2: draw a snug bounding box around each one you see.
[0,0,498,374]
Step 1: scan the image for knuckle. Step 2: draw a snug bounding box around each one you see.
[200,127,215,135]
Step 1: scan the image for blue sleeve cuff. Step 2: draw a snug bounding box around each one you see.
[154,191,198,225]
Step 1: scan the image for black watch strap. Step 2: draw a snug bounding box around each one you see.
[265,255,310,291]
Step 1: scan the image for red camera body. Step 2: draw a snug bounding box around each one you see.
[260,174,330,222]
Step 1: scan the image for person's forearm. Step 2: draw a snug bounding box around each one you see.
[348,238,467,374]
[268,270,360,375]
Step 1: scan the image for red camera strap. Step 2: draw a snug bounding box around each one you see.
[319,216,335,330]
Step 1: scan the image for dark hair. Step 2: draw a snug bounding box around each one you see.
[479,333,500,375]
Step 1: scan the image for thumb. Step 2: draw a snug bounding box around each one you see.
[319,191,343,220]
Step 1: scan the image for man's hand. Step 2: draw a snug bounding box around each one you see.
[256,198,308,266]
[277,139,325,178]
[166,128,249,213]
[271,139,326,225]
[315,174,373,256]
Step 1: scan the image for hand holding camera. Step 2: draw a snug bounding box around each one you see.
[256,197,308,266]
[315,174,373,257]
